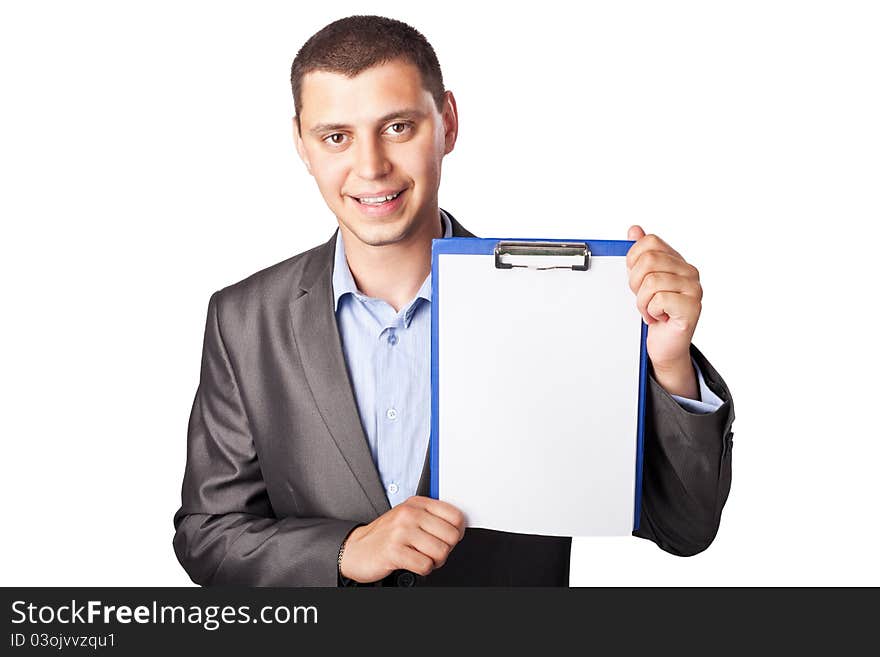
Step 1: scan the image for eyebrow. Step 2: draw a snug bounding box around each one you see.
[308,109,427,135]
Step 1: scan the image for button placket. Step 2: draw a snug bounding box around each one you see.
[374,326,397,482]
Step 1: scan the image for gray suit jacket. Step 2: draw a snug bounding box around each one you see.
[173,212,735,586]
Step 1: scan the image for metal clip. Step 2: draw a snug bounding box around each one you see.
[494,241,591,271]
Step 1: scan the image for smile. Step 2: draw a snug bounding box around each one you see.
[353,189,405,205]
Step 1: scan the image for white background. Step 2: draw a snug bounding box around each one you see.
[1,1,877,586]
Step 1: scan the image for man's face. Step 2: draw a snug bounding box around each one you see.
[294,59,457,248]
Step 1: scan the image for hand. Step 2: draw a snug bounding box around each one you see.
[339,496,466,583]
[626,225,701,398]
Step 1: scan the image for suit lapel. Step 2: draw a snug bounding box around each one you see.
[446,210,476,239]
[289,234,391,517]
[291,211,476,512]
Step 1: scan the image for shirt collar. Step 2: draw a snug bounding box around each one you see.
[332,209,453,312]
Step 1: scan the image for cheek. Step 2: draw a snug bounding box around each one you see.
[400,139,441,187]
[311,157,349,200]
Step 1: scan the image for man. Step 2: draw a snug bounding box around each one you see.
[173,15,734,586]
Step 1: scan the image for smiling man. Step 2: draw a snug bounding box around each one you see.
[173,15,735,587]
[293,55,453,313]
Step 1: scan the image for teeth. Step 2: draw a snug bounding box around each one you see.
[358,191,401,204]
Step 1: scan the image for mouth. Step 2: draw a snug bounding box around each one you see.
[350,188,406,206]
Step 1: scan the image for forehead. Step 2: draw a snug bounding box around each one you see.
[298,59,435,127]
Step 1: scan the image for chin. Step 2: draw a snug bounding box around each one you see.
[342,214,417,248]
[350,225,411,247]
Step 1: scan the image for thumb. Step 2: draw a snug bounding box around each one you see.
[628,225,646,241]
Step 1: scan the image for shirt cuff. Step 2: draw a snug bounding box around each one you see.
[669,357,724,414]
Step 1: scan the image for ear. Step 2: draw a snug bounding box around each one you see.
[293,116,313,175]
[441,90,459,155]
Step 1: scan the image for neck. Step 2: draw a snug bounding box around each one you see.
[341,210,444,313]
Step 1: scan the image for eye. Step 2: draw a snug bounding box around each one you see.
[322,133,348,147]
[385,122,412,136]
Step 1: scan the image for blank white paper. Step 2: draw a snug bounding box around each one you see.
[436,253,643,536]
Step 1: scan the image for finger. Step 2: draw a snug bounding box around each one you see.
[646,291,701,331]
[635,272,702,323]
[626,233,684,271]
[418,511,464,548]
[408,528,453,568]
[627,225,646,241]
[409,497,467,537]
[628,251,695,294]
[395,545,435,577]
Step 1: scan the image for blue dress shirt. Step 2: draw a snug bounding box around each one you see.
[332,210,722,507]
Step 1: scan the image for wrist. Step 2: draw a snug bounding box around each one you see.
[337,524,365,582]
[651,354,698,399]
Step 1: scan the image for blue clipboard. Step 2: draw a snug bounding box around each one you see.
[429,237,648,533]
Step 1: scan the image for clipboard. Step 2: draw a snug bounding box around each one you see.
[429,237,648,537]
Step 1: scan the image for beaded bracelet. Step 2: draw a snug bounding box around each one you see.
[337,537,348,575]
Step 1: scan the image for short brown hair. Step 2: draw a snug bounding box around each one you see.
[290,15,445,126]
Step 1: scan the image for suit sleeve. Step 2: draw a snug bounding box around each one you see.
[172,291,360,586]
[632,343,735,556]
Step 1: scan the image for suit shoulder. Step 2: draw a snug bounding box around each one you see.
[211,238,333,315]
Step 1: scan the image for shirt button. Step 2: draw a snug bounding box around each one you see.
[387,483,399,495]
[396,571,416,587]
[388,332,398,346]
[386,408,398,420]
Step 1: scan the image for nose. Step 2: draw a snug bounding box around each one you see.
[353,136,392,180]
